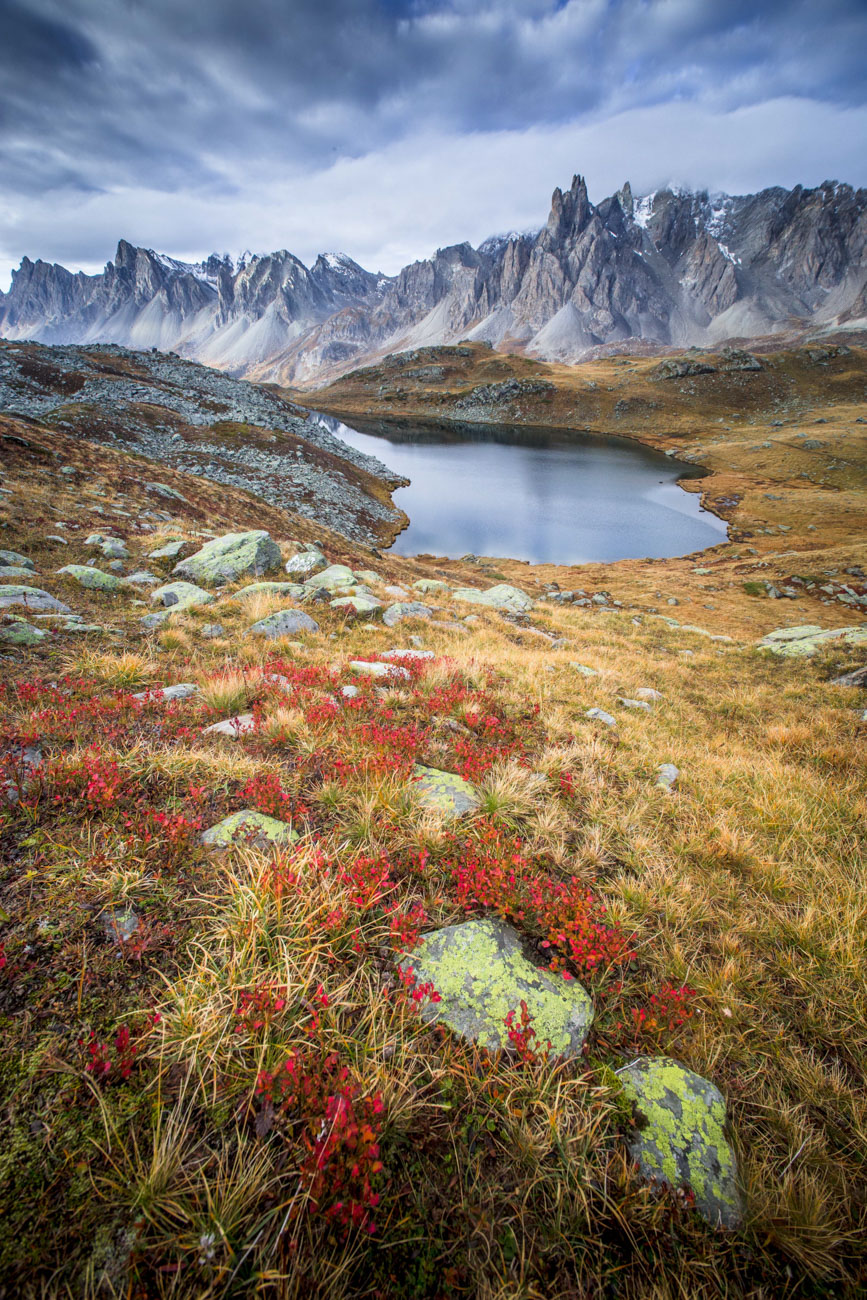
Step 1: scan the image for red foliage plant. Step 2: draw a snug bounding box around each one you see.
[256,1050,384,1233]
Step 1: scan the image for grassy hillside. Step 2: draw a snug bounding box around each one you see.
[0,373,865,1297]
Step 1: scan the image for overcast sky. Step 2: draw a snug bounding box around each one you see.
[1,0,866,287]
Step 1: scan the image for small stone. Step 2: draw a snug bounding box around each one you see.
[383,601,433,627]
[0,549,34,570]
[132,683,198,702]
[247,609,320,638]
[199,623,225,639]
[413,765,480,818]
[285,550,327,577]
[0,566,38,580]
[124,571,160,587]
[635,687,663,701]
[340,684,360,699]
[452,584,534,613]
[57,565,124,593]
[656,763,680,790]
[349,660,410,681]
[380,648,435,660]
[618,697,652,711]
[1,744,42,803]
[353,570,382,585]
[570,663,599,677]
[149,539,189,560]
[102,907,139,943]
[200,809,298,848]
[203,714,256,738]
[303,564,355,593]
[0,619,48,646]
[585,708,616,727]
[235,581,305,599]
[331,595,383,616]
[385,585,410,599]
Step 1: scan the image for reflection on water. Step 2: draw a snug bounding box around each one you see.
[314,412,728,565]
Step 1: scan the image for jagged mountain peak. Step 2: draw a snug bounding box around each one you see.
[2,171,865,380]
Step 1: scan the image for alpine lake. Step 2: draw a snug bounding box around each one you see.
[315,412,728,564]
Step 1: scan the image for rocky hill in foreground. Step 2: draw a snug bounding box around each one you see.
[2,174,866,386]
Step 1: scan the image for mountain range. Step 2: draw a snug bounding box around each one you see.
[2,174,866,387]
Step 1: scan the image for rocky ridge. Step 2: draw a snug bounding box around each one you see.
[2,176,865,385]
[0,340,406,545]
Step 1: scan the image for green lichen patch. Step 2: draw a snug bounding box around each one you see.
[400,917,593,1056]
[56,565,124,593]
[173,530,282,587]
[619,1056,743,1229]
[200,809,299,848]
[413,765,480,818]
[452,583,534,613]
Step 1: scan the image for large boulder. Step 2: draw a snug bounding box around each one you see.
[619,1057,743,1229]
[247,609,320,638]
[399,917,593,1056]
[452,584,534,613]
[0,566,38,580]
[173,531,282,587]
[57,565,124,593]
[413,765,480,818]
[756,624,867,657]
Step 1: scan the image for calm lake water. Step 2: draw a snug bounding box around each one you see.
[314,412,728,565]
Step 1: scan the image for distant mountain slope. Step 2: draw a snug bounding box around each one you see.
[2,174,866,385]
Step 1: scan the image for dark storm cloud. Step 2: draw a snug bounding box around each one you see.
[1,0,866,278]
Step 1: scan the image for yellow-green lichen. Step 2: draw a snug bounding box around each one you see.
[400,917,592,1057]
[619,1056,742,1229]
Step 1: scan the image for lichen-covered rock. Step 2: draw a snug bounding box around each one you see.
[303,564,355,592]
[141,581,214,627]
[285,550,327,577]
[200,809,298,848]
[656,763,680,791]
[570,662,599,676]
[756,624,867,657]
[132,683,198,702]
[0,566,38,580]
[452,584,534,613]
[619,1056,743,1229]
[619,697,652,711]
[0,586,71,614]
[586,707,616,727]
[399,917,592,1055]
[353,570,382,585]
[413,765,480,818]
[173,530,282,586]
[0,549,35,571]
[149,539,189,560]
[57,565,124,593]
[124,571,160,587]
[92,537,130,560]
[349,659,410,681]
[331,595,382,616]
[235,582,305,599]
[413,579,450,594]
[381,648,435,661]
[383,601,433,627]
[203,713,256,738]
[247,609,319,638]
[0,618,48,646]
